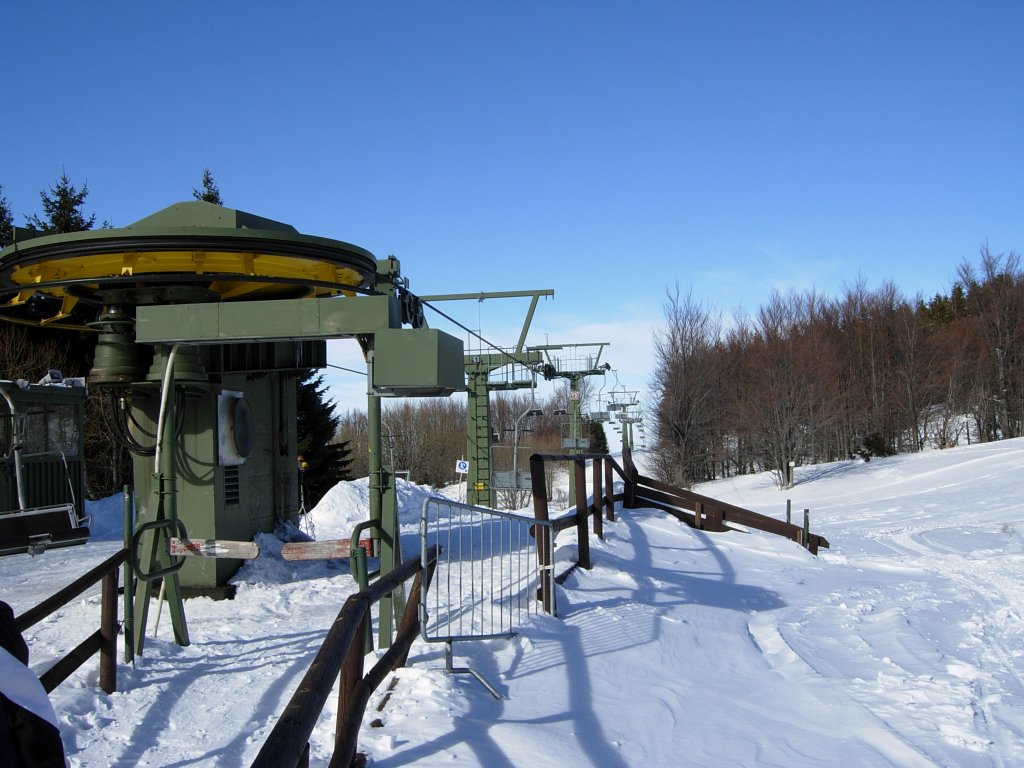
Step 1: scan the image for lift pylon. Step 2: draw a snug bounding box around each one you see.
[536,343,611,455]
[419,290,553,507]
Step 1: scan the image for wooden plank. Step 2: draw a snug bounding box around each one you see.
[100,569,119,694]
[635,477,811,543]
[635,495,698,528]
[15,548,128,631]
[169,537,259,559]
[252,597,368,768]
[253,551,438,768]
[721,508,801,540]
[281,538,372,562]
[40,630,102,693]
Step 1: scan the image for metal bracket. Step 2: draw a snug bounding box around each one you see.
[131,518,188,581]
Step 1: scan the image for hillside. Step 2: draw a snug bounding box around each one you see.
[1,438,1021,766]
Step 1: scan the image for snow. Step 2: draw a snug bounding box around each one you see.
[2,438,1023,766]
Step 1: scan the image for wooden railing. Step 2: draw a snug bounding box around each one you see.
[528,453,629,611]
[527,450,829,592]
[251,546,439,768]
[619,450,830,554]
[14,547,127,694]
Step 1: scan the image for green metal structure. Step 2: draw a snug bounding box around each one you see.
[0,377,89,555]
[607,386,643,452]
[419,290,553,508]
[538,343,611,454]
[0,201,465,653]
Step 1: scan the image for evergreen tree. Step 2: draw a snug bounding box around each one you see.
[586,418,610,453]
[192,168,223,204]
[25,172,96,234]
[296,370,352,508]
[0,184,13,245]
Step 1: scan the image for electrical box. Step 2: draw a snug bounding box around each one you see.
[371,328,465,396]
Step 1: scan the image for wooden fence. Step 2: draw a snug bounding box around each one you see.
[619,450,830,554]
[527,449,829,600]
[14,547,127,694]
[251,546,439,768]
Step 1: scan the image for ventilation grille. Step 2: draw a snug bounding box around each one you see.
[224,466,240,506]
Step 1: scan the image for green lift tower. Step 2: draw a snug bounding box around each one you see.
[419,290,553,508]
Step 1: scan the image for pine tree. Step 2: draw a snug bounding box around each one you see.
[296,370,353,508]
[586,418,610,453]
[25,172,96,234]
[0,184,13,245]
[192,168,223,204]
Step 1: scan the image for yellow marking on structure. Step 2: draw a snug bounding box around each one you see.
[3,248,368,315]
[41,293,79,324]
[337,267,363,286]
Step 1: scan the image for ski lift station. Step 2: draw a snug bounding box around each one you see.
[0,202,464,622]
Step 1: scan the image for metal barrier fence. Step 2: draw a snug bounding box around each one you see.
[420,497,553,697]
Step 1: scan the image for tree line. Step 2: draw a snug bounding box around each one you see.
[650,247,1024,488]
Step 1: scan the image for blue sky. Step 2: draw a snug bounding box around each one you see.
[3,2,1021,415]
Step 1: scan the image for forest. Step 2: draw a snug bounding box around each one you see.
[649,247,1024,487]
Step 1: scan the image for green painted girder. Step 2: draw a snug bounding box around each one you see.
[417,290,553,508]
[464,350,544,507]
[135,293,401,342]
[136,294,466,398]
[418,290,554,358]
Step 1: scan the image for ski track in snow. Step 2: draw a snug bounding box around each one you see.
[734,441,1024,767]
[2,440,1023,766]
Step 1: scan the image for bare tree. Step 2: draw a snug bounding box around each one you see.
[0,323,74,384]
[836,280,907,456]
[958,247,1024,439]
[337,409,369,479]
[649,286,723,487]
[926,315,977,447]
[889,296,942,451]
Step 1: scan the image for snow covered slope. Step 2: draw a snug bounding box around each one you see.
[1,438,1021,766]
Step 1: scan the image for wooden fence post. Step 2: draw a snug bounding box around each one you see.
[337,604,367,739]
[100,567,119,694]
[604,457,615,521]
[531,454,555,613]
[706,507,724,532]
[574,460,591,570]
[591,458,603,540]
